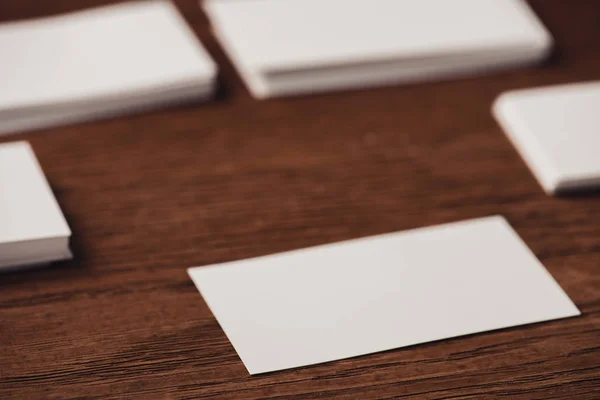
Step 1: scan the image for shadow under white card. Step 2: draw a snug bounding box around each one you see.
[188,216,580,374]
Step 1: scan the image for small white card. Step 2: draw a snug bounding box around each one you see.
[493,81,600,194]
[188,216,580,374]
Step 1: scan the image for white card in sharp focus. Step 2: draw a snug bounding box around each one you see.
[493,81,600,194]
[188,216,580,374]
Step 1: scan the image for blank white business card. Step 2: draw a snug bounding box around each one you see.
[0,142,72,270]
[203,0,552,98]
[0,0,217,135]
[493,81,600,194]
[188,216,580,374]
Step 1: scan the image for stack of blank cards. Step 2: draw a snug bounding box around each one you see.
[203,0,553,98]
[0,0,217,135]
[494,81,600,195]
[0,142,72,271]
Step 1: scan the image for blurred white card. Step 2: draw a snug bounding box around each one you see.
[0,0,217,135]
[203,0,552,97]
[188,216,579,374]
[0,142,71,270]
[494,81,600,194]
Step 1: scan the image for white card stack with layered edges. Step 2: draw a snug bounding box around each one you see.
[0,142,72,271]
[188,216,580,374]
[0,0,217,135]
[493,81,600,194]
[202,0,552,98]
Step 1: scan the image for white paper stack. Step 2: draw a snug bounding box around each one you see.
[188,216,579,374]
[203,0,552,98]
[0,1,217,135]
[0,142,72,271]
[494,81,600,194]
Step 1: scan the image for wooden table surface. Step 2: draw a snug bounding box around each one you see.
[1,1,599,399]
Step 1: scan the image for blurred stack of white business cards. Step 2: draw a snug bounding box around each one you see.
[0,0,217,135]
[203,0,552,98]
[0,142,71,271]
[494,81,600,194]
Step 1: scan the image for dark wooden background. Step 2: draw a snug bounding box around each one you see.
[1,1,599,398]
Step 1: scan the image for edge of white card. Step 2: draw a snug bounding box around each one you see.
[493,81,600,195]
[188,216,580,374]
[0,237,73,272]
[0,80,216,136]
[259,48,548,98]
[0,0,217,119]
[0,141,71,244]
[202,0,552,98]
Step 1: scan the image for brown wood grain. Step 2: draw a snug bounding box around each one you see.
[1,1,599,398]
